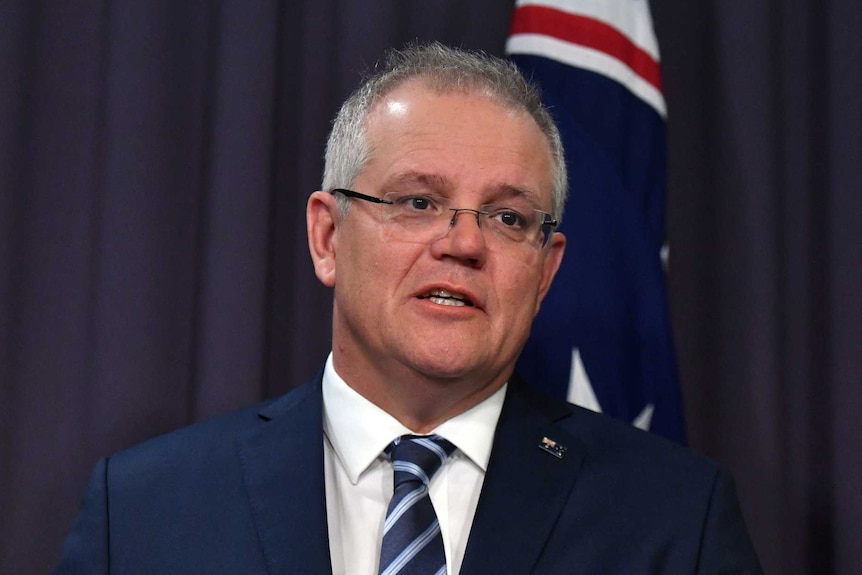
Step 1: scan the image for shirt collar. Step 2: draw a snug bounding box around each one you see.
[321,352,506,484]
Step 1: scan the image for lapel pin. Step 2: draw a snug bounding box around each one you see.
[539,436,567,459]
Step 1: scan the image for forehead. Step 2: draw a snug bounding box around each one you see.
[360,81,555,204]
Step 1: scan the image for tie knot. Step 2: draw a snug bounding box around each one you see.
[386,434,456,488]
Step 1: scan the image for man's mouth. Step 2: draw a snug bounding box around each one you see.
[418,288,474,307]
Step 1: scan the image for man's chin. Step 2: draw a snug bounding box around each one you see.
[400,352,505,388]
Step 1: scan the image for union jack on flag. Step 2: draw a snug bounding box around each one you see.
[508,0,686,442]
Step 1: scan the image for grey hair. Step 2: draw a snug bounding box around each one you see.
[322,42,568,222]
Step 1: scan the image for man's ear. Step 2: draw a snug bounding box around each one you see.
[534,231,566,315]
[307,191,339,287]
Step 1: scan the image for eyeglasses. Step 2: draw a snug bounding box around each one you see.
[331,188,558,249]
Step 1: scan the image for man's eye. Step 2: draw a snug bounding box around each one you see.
[397,196,435,211]
[411,197,430,210]
[494,210,527,228]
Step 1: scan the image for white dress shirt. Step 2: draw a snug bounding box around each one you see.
[322,353,506,575]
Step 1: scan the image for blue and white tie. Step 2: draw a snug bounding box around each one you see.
[378,434,456,575]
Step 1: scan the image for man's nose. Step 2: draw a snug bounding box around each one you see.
[429,208,488,266]
[447,208,486,229]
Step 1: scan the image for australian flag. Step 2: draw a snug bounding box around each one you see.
[508,0,686,442]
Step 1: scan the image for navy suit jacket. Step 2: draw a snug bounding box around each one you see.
[54,372,762,574]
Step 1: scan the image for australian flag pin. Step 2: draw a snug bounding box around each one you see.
[539,436,567,459]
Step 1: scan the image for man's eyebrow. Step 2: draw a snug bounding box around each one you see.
[491,184,544,209]
[378,175,545,208]
[379,172,451,195]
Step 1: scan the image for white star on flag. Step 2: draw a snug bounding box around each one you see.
[566,348,655,431]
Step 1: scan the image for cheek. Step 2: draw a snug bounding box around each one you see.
[343,237,418,300]
[492,256,545,310]
[494,254,542,297]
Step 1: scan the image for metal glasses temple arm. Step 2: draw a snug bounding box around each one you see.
[330,188,394,205]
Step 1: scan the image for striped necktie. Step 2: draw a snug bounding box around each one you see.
[378,434,456,575]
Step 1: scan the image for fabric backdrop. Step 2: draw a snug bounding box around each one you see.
[0,2,859,575]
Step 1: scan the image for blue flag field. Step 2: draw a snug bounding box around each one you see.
[507,0,686,442]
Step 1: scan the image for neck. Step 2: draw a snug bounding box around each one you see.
[331,349,510,434]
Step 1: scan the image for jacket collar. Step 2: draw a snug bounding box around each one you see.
[239,373,333,575]
[238,370,584,575]
[461,379,585,574]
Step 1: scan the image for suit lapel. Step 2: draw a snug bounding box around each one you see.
[238,377,333,575]
[460,383,585,575]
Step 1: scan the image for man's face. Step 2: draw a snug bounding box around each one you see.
[309,80,565,401]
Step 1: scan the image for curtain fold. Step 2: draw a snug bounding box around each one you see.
[1,2,858,574]
[656,2,862,573]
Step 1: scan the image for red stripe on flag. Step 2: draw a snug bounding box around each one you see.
[510,5,662,92]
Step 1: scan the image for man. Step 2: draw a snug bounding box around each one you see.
[54,43,762,574]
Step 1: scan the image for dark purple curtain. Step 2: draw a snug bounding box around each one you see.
[656,2,862,574]
[1,2,858,574]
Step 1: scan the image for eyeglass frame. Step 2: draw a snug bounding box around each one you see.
[329,188,559,249]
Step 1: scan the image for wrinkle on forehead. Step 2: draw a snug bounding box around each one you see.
[361,82,556,210]
[378,170,545,210]
[370,77,525,121]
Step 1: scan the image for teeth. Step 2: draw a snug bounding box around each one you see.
[430,289,455,298]
[429,296,466,307]
[423,288,472,307]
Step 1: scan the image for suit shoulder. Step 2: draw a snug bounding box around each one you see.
[559,401,720,483]
[506,387,762,573]
[512,383,719,479]
[108,381,319,475]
